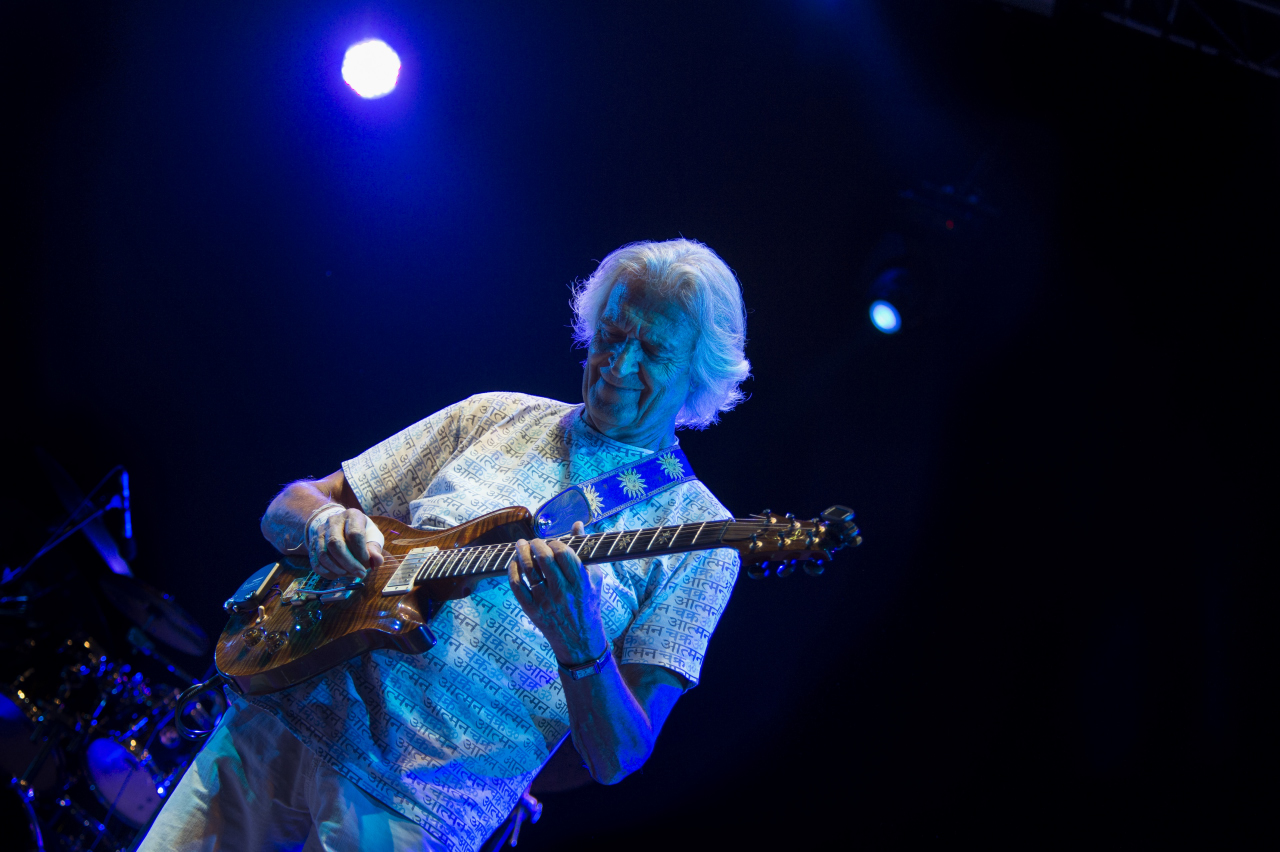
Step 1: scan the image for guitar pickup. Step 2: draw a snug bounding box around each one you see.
[281,573,363,606]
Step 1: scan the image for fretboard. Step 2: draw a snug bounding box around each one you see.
[381,519,746,596]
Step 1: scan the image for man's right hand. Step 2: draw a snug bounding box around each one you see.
[308,507,385,580]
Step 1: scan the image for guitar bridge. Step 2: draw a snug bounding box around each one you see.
[281,573,362,606]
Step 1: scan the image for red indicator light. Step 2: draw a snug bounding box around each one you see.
[945,219,955,230]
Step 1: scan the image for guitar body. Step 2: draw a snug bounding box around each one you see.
[214,507,535,696]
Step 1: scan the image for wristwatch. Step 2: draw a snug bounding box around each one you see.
[558,645,613,680]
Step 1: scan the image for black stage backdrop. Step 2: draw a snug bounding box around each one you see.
[3,1,1272,848]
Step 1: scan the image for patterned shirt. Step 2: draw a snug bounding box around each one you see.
[248,393,739,852]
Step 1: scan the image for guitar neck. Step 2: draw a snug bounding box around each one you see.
[383,520,739,595]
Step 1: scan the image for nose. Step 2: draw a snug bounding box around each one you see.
[608,339,642,378]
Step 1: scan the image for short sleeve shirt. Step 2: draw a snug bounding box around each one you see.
[247,393,739,852]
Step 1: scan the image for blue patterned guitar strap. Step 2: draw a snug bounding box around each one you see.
[533,446,698,537]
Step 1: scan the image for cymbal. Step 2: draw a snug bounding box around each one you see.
[98,574,209,657]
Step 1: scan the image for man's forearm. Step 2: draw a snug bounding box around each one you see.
[562,659,659,785]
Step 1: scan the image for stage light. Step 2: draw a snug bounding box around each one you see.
[870,300,901,334]
[342,39,401,99]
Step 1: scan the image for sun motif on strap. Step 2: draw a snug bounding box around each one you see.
[618,469,647,499]
[581,483,604,519]
[657,452,684,480]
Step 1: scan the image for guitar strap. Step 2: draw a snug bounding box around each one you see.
[533,445,699,537]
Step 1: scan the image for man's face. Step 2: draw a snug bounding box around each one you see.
[581,278,699,449]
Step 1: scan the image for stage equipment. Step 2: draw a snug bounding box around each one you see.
[3,460,134,589]
[1,462,218,850]
[870,300,902,334]
[1098,0,1280,79]
[2,631,220,850]
[98,575,209,658]
[342,39,402,98]
[860,165,1000,335]
[204,505,860,697]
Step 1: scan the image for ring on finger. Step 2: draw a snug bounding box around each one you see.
[522,560,547,589]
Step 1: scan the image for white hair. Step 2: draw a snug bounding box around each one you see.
[572,239,750,429]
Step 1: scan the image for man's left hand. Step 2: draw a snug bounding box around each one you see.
[507,521,610,667]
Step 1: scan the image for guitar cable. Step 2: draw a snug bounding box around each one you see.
[175,673,231,741]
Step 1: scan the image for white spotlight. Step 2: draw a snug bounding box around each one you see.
[342,39,401,99]
[870,300,901,334]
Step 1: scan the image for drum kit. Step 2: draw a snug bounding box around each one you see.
[1,460,221,852]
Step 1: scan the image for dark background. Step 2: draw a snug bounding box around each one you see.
[3,0,1273,848]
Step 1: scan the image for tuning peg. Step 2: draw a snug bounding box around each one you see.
[776,560,796,578]
[746,562,770,580]
[803,559,825,576]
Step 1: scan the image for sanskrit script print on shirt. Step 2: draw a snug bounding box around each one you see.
[212,393,858,852]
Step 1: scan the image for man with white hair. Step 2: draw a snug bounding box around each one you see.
[139,239,751,852]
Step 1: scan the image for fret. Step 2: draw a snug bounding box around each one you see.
[645,525,662,552]
[691,521,707,545]
[605,532,622,556]
[588,534,605,559]
[424,552,446,578]
[671,523,685,551]
[459,548,482,574]
[441,550,465,577]
[481,546,503,575]
[625,530,639,554]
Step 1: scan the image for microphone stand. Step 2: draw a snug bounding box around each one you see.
[1,476,128,588]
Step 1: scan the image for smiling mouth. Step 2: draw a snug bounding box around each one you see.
[599,373,642,392]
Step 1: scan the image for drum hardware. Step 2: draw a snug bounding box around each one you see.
[3,776,46,852]
[98,576,209,658]
[0,633,219,848]
[0,457,220,849]
[4,461,133,592]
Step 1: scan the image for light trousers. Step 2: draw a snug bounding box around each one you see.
[137,699,441,852]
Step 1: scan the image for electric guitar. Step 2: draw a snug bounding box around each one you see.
[213,505,861,696]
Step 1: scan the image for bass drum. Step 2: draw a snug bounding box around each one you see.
[0,778,45,852]
[83,701,220,829]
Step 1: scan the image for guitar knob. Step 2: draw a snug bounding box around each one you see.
[746,562,770,580]
[803,560,825,576]
[776,560,796,578]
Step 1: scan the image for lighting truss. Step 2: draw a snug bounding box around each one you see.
[1096,0,1280,78]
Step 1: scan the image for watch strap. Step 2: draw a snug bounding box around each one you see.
[558,645,613,681]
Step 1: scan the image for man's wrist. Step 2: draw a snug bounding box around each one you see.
[557,643,613,681]
[304,502,345,554]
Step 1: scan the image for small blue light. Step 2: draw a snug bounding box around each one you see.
[870,300,901,333]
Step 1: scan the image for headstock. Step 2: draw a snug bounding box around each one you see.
[724,505,862,579]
